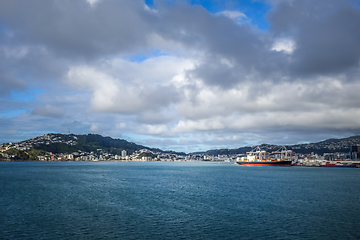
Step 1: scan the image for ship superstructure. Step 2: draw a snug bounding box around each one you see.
[236,146,293,166]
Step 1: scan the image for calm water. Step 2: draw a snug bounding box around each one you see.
[1,161,360,240]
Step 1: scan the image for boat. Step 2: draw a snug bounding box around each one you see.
[236,146,292,166]
[319,162,356,168]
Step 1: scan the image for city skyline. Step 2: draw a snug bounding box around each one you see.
[1,0,360,152]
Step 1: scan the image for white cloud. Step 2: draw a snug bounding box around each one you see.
[86,0,102,7]
[217,10,247,21]
[89,123,100,132]
[66,55,194,114]
[139,124,169,135]
[116,122,126,129]
[271,38,296,54]
[174,118,225,133]
[144,4,158,14]
[2,0,360,151]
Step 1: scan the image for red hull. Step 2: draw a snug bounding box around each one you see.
[236,161,292,167]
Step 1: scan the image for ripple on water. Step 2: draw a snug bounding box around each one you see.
[0,162,360,239]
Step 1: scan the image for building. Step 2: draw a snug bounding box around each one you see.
[121,150,127,159]
[350,145,360,159]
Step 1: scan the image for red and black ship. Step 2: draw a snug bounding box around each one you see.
[236,146,293,167]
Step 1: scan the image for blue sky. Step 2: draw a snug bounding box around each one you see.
[146,0,271,29]
[10,88,43,102]
[187,0,271,29]
[0,88,42,118]
[1,0,360,152]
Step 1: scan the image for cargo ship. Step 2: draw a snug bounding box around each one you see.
[319,162,356,168]
[236,146,292,166]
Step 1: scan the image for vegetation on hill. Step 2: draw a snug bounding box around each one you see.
[197,136,360,156]
[195,147,253,156]
[137,152,157,159]
[4,148,48,161]
[34,143,82,154]
[33,134,149,154]
[2,134,360,160]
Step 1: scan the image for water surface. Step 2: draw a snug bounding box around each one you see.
[1,161,359,239]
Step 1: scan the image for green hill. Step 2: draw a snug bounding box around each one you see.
[32,133,152,155]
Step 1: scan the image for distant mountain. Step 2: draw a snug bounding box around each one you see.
[1,133,185,156]
[287,135,360,154]
[2,134,360,159]
[193,147,252,156]
[197,136,360,156]
[33,133,147,155]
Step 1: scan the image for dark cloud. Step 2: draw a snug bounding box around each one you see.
[188,62,236,89]
[0,49,28,95]
[1,0,360,151]
[0,0,153,59]
[31,105,63,118]
[0,100,31,115]
[154,0,360,87]
[136,110,175,124]
[154,2,281,87]
[142,84,182,109]
[0,72,27,96]
[268,0,360,76]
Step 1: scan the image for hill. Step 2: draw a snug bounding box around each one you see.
[198,136,360,156]
[0,133,184,158]
[32,133,147,155]
[1,134,359,161]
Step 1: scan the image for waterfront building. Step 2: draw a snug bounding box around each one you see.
[350,145,360,159]
[121,150,127,158]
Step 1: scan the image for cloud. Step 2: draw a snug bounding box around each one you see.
[216,10,247,21]
[1,0,360,151]
[0,53,28,95]
[271,38,296,54]
[116,122,126,129]
[268,0,360,75]
[137,110,176,124]
[86,0,102,7]
[89,123,100,132]
[139,124,169,135]
[66,55,193,114]
[0,0,153,59]
[31,105,63,118]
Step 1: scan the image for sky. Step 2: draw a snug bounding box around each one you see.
[1,0,360,153]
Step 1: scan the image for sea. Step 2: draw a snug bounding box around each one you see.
[1,161,359,240]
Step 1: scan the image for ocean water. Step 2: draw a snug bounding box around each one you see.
[0,161,359,240]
